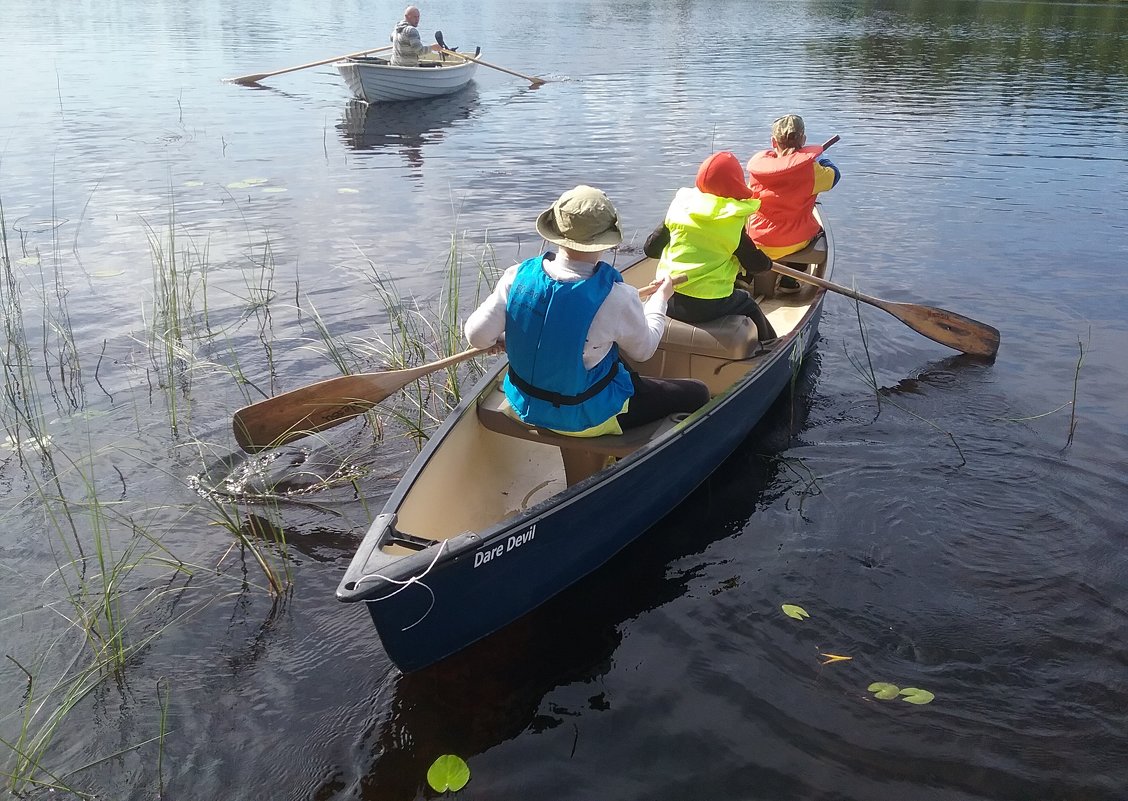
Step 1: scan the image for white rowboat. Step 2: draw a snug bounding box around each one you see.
[335,52,479,103]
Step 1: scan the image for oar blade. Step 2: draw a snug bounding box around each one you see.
[885,302,1001,358]
[232,374,405,452]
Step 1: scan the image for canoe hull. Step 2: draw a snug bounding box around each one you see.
[335,56,478,102]
[341,308,826,672]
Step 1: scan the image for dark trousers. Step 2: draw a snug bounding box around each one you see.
[667,289,777,341]
[617,370,710,430]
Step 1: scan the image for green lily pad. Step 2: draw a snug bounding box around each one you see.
[183,180,204,187]
[226,177,269,190]
[261,186,288,193]
[781,604,810,621]
[15,256,39,266]
[867,682,901,700]
[427,754,470,793]
[898,687,935,705]
[92,269,125,278]
[337,187,360,194]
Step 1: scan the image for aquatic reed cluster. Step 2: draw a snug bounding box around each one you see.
[0,189,496,795]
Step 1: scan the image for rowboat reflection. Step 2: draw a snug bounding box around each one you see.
[336,90,480,169]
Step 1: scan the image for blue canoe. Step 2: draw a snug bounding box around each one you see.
[336,209,835,672]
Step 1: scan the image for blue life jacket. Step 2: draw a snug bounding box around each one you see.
[502,253,635,432]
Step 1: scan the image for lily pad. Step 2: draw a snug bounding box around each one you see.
[867,682,901,700]
[781,604,810,621]
[183,180,205,187]
[337,187,360,194]
[15,256,40,266]
[261,186,288,193]
[427,754,470,793]
[92,269,125,278]
[898,687,935,705]
[226,177,269,190]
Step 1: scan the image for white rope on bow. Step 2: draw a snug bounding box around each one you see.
[357,539,448,630]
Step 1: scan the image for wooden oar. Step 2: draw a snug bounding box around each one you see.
[435,43,545,87]
[233,348,487,452]
[770,264,1000,358]
[226,45,393,85]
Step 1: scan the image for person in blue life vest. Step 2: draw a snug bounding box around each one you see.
[464,185,710,437]
[643,151,778,342]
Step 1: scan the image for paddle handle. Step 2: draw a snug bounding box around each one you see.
[771,263,881,306]
[437,47,545,86]
[820,135,840,151]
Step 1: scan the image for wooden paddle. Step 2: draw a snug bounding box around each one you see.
[231,276,681,451]
[226,45,393,85]
[770,264,1000,357]
[434,32,545,87]
[233,348,487,451]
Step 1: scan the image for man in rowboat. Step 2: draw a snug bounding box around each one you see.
[390,6,441,66]
[644,151,778,342]
[746,114,841,293]
[465,186,710,437]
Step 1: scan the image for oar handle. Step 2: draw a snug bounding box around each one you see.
[820,135,840,150]
[437,47,546,87]
[771,263,882,307]
[638,273,688,300]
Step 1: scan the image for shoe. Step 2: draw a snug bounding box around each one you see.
[756,336,780,354]
[777,276,802,295]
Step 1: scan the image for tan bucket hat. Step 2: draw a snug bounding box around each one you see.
[535,185,623,253]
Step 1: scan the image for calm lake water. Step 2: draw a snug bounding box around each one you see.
[2,0,1127,799]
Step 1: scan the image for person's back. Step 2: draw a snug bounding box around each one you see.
[746,114,840,263]
[465,186,709,437]
[644,152,777,342]
[390,5,437,66]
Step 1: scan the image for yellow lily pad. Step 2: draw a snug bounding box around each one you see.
[867,682,900,700]
[898,687,935,705]
[427,754,470,793]
[226,177,269,189]
[781,604,810,620]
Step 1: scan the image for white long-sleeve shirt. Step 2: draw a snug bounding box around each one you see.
[464,252,668,369]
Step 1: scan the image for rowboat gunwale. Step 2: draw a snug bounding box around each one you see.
[334,51,479,103]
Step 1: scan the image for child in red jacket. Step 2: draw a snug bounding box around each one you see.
[746,115,840,292]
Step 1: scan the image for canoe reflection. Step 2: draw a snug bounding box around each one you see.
[336,90,480,169]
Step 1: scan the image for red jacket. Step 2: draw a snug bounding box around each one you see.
[745,145,826,249]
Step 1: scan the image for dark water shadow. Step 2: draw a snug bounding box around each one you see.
[878,352,997,397]
[336,88,481,173]
[342,358,825,800]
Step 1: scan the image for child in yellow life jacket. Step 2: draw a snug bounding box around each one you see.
[746,114,841,293]
[643,151,777,342]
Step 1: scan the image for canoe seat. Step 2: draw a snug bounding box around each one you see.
[476,389,683,486]
[754,232,828,299]
[660,314,759,359]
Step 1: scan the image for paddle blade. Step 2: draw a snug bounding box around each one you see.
[232,374,402,452]
[884,301,1001,358]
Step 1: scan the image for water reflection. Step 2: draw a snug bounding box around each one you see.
[336,89,481,173]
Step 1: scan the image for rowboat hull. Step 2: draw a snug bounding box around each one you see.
[335,53,478,102]
[338,210,834,672]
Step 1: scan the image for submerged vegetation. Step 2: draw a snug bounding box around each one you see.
[0,189,496,796]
